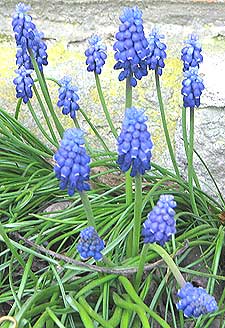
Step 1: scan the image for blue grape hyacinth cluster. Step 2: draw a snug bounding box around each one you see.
[181,34,203,72]
[12,3,48,71]
[77,226,105,261]
[182,67,205,108]
[176,282,218,318]
[13,67,34,104]
[85,35,107,74]
[117,107,153,177]
[12,3,48,102]
[57,77,80,119]
[113,6,150,87]
[53,128,90,196]
[147,28,167,75]
[142,195,177,246]
[181,33,204,108]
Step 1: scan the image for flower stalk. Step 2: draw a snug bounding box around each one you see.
[132,174,142,257]
[149,243,186,287]
[79,192,96,229]
[188,107,199,216]
[155,72,180,177]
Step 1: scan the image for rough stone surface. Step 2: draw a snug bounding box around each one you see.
[0,0,225,200]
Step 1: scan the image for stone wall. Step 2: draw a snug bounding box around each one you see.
[0,0,225,199]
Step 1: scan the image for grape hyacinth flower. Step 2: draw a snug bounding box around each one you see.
[142,195,177,246]
[176,282,218,318]
[113,6,150,87]
[77,226,105,261]
[13,66,34,103]
[181,33,203,72]
[85,35,107,74]
[182,67,205,108]
[12,3,48,70]
[31,31,48,71]
[12,3,36,48]
[57,77,80,119]
[147,28,167,75]
[117,107,153,177]
[16,45,32,69]
[54,128,90,196]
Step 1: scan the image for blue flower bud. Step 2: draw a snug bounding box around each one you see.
[113,6,150,87]
[176,282,218,317]
[117,107,153,177]
[181,33,203,71]
[57,77,80,119]
[85,35,107,74]
[54,128,90,196]
[181,67,204,108]
[77,226,105,261]
[142,195,176,246]
[13,66,34,103]
[147,28,167,75]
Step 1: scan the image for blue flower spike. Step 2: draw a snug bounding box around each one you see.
[53,128,90,196]
[142,195,177,246]
[117,107,153,177]
[12,3,48,71]
[77,226,105,261]
[181,33,203,72]
[57,76,80,119]
[177,282,218,318]
[113,6,150,87]
[85,35,107,74]
[13,66,34,103]
[182,67,205,108]
[31,31,48,71]
[147,28,167,75]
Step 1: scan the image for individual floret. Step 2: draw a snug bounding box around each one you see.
[13,66,34,103]
[53,128,90,196]
[176,282,218,318]
[142,195,176,246]
[85,35,107,74]
[117,107,153,177]
[181,33,203,72]
[113,6,150,87]
[182,67,204,108]
[57,77,80,119]
[147,28,167,75]
[77,226,105,261]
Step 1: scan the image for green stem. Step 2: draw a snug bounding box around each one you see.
[73,117,80,129]
[79,191,96,229]
[125,76,133,256]
[33,84,58,144]
[188,108,199,216]
[135,244,149,291]
[125,76,133,206]
[125,76,132,108]
[79,108,110,153]
[29,50,64,137]
[15,98,22,120]
[132,174,142,257]
[182,107,201,190]
[148,243,186,287]
[155,72,180,177]
[27,101,58,147]
[95,73,118,138]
